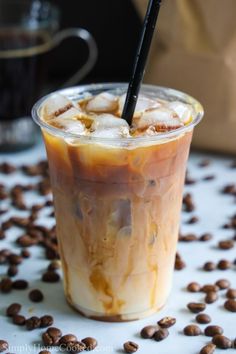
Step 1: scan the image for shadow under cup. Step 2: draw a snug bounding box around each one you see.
[32,83,203,321]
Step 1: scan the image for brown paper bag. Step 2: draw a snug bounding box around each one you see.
[133,0,236,154]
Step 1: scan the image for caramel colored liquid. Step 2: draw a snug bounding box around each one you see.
[43,130,192,321]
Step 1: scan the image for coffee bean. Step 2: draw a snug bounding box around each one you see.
[17,234,38,247]
[215,279,231,290]
[59,334,78,346]
[199,159,211,167]
[204,325,223,337]
[8,254,23,265]
[179,233,198,242]
[123,341,139,353]
[226,288,236,299]
[187,216,199,224]
[48,260,61,271]
[175,258,186,270]
[65,341,86,353]
[217,259,232,270]
[187,282,201,292]
[199,233,213,242]
[42,271,60,283]
[12,314,26,326]
[21,248,31,258]
[224,299,236,312]
[218,240,234,250]
[12,279,28,290]
[140,325,158,339]
[157,316,176,328]
[199,343,216,354]
[81,337,98,351]
[0,340,8,352]
[154,328,169,341]
[0,278,12,293]
[42,327,62,346]
[222,184,236,194]
[29,289,44,302]
[203,262,216,271]
[187,302,206,313]
[25,316,41,330]
[196,313,211,324]
[40,315,54,328]
[205,291,218,304]
[6,303,21,317]
[39,351,51,354]
[7,265,18,277]
[212,335,232,349]
[201,285,219,293]
[203,175,215,181]
[183,325,201,336]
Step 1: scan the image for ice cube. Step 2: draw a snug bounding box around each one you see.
[55,107,82,120]
[90,127,130,139]
[133,107,183,132]
[118,94,160,117]
[168,101,193,124]
[50,117,86,135]
[91,114,129,130]
[42,94,73,120]
[86,92,118,113]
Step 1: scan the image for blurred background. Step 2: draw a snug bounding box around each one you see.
[49,0,141,84]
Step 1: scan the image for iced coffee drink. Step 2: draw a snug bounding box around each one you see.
[32,84,203,321]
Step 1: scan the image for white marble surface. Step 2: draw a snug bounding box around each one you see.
[0,139,235,354]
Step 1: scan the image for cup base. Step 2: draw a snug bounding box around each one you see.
[66,297,166,322]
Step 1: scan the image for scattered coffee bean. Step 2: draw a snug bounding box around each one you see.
[140,325,158,339]
[42,327,62,346]
[196,313,211,324]
[8,254,23,265]
[157,316,176,328]
[0,278,12,293]
[29,289,44,302]
[187,216,199,224]
[179,233,198,242]
[199,343,216,354]
[202,175,215,181]
[217,259,232,270]
[12,279,28,290]
[205,291,218,304]
[212,335,232,349]
[47,260,61,271]
[199,233,213,242]
[123,341,139,353]
[183,325,201,336]
[199,159,211,167]
[0,340,8,352]
[42,271,60,283]
[183,193,195,212]
[65,341,86,353]
[39,351,51,354]
[224,299,236,312]
[222,184,236,195]
[187,282,201,292]
[59,334,78,346]
[201,285,219,293]
[7,265,18,277]
[203,262,216,271]
[21,248,31,258]
[154,328,169,341]
[204,325,223,337]
[40,315,54,328]
[215,279,231,290]
[218,240,234,250]
[6,303,21,317]
[175,258,186,270]
[12,314,26,326]
[25,316,41,330]
[226,288,236,299]
[187,302,206,313]
[81,337,98,351]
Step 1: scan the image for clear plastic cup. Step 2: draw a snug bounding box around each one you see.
[32,83,203,321]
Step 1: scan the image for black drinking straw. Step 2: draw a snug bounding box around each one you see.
[122,0,162,125]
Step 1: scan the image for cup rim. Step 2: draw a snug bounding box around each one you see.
[31,83,204,145]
